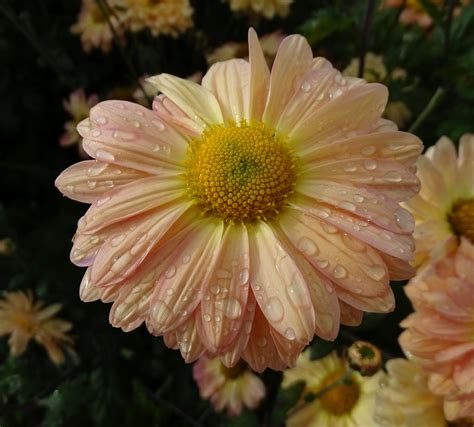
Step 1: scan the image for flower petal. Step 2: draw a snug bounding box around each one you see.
[249,222,315,343]
[339,300,363,326]
[79,176,184,234]
[292,83,388,152]
[200,223,250,353]
[292,195,415,261]
[248,28,270,121]
[335,284,395,313]
[152,94,202,135]
[296,180,415,234]
[173,310,207,363]
[262,35,313,128]
[55,160,150,203]
[79,268,100,302]
[147,73,224,130]
[202,59,250,123]
[148,218,224,334]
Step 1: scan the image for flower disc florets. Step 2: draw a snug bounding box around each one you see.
[185,121,297,222]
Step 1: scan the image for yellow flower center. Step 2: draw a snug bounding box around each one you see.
[448,199,474,242]
[317,370,360,416]
[220,360,246,379]
[185,121,297,222]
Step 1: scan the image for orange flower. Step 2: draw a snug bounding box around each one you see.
[193,357,265,416]
[399,239,474,422]
[56,29,421,371]
[0,290,74,364]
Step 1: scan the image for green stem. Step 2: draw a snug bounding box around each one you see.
[408,87,445,133]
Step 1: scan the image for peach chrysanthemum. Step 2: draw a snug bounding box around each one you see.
[283,351,384,426]
[0,290,74,365]
[60,89,99,158]
[382,0,442,29]
[193,357,265,416]
[120,0,193,37]
[228,0,293,19]
[399,239,474,422]
[55,29,422,372]
[404,134,474,267]
[374,358,446,426]
[71,0,123,53]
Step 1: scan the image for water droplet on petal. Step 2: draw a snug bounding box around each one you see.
[383,171,403,183]
[333,264,347,279]
[164,265,176,279]
[95,150,115,162]
[300,81,312,92]
[96,195,111,206]
[91,130,102,137]
[366,265,386,281]
[210,285,221,295]
[239,268,249,285]
[95,116,108,125]
[87,180,97,189]
[151,301,171,325]
[316,259,329,269]
[284,328,296,340]
[297,237,319,256]
[203,313,211,322]
[338,201,356,212]
[216,298,242,319]
[364,160,377,170]
[263,297,284,322]
[110,233,126,247]
[353,194,364,203]
[361,145,376,156]
[182,255,191,264]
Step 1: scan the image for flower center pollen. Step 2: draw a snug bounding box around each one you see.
[448,199,474,242]
[317,370,360,416]
[185,122,297,222]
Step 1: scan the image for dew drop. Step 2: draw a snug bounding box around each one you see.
[257,336,267,347]
[164,265,176,279]
[316,259,329,269]
[110,233,126,247]
[151,301,171,324]
[333,264,347,279]
[338,201,356,212]
[366,265,386,281]
[182,255,191,264]
[91,129,102,137]
[66,184,74,193]
[95,150,115,162]
[297,237,319,256]
[239,268,249,285]
[300,81,312,92]
[284,328,296,340]
[217,298,242,319]
[263,297,284,322]
[87,180,97,189]
[95,116,108,125]
[203,313,211,322]
[153,120,166,131]
[166,288,174,296]
[361,145,376,156]
[210,285,221,295]
[353,194,365,203]
[343,163,358,172]
[383,171,403,183]
[321,222,338,234]
[364,160,377,170]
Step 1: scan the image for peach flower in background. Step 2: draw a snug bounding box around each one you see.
[404,134,474,267]
[0,290,74,365]
[228,0,293,19]
[60,89,99,157]
[71,0,123,53]
[382,0,440,29]
[283,351,384,426]
[207,31,284,67]
[399,239,474,422]
[55,29,421,371]
[120,0,193,37]
[374,358,446,426]
[193,357,265,416]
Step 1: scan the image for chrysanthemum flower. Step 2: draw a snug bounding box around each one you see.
[55,29,421,371]
[374,358,446,426]
[120,0,193,38]
[404,134,474,267]
[283,350,384,426]
[71,0,123,53]
[382,0,441,29]
[60,89,99,158]
[0,290,74,365]
[193,357,265,416]
[228,0,293,19]
[399,238,474,422]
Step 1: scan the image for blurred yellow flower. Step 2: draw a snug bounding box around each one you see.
[343,53,388,83]
[374,358,446,426]
[384,100,412,128]
[121,0,193,37]
[228,0,293,19]
[283,351,384,426]
[71,0,124,53]
[0,238,14,256]
[0,290,74,365]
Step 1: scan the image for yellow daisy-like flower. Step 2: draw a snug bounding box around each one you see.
[228,0,293,19]
[121,0,193,37]
[71,0,124,53]
[193,357,265,416]
[343,53,388,84]
[404,134,474,267]
[283,350,384,426]
[0,290,74,365]
[374,358,446,426]
[56,29,421,372]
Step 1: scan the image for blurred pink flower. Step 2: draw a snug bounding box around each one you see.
[381,0,439,29]
[404,134,474,267]
[193,357,265,416]
[60,89,98,158]
[399,238,474,422]
[56,29,421,371]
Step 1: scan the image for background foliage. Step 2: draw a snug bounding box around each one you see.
[1,0,473,425]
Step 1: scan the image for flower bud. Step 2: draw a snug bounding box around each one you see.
[347,341,382,376]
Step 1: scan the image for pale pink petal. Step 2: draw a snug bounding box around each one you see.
[78,176,184,234]
[379,252,415,280]
[248,28,270,121]
[240,372,266,409]
[77,118,93,138]
[278,208,390,297]
[70,232,105,267]
[454,357,474,394]
[91,202,192,286]
[201,59,250,123]
[79,268,100,302]
[292,195,415,261]
[292,84,388,152]
[173,310,207,363]
[147,218,224,334]
[147,74,223,130]
[296,180,415,234]
[335,284,395,313]
[458,133,474,196]
[220,294,257,368]
[249,222,315,343]
[425,136,457,188]
[262,35,313,128]
[269,327,306,367]
[242,307,287,372]
[55,160,149,203]
[416,156,448,205]
[339,300,363,326]
[152,95,201,136]
[200,223,250,353]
